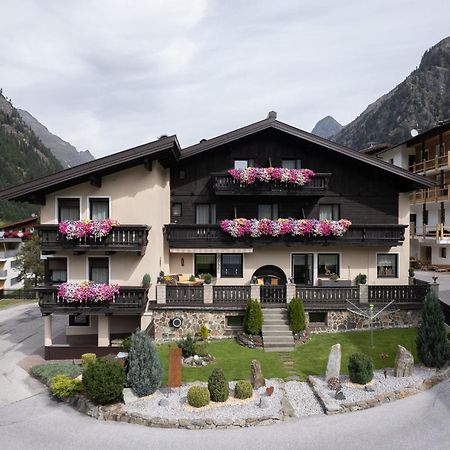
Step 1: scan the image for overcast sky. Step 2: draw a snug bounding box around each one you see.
[1,0,449,157]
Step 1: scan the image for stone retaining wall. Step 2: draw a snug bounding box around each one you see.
[153,309,244,342]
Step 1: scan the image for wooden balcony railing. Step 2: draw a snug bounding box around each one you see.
[166,285,204,305]
[410,223,450,241]
[368,285,429,306]
[36,286,148,315]
[38,224,150,255]
[212,173,331,196]
[165,224,406,248]
[409,151,450,173]
[296,286,360,309]
[213,285,251,305]
[260,285,287,304]
[410,186,450,204]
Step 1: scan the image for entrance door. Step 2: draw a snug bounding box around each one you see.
[425,246,432,263]
[292,254,314,285]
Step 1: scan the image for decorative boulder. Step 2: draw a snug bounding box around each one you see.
[325,343,341,381]
[394,345,414,377]
[250,360,265,388]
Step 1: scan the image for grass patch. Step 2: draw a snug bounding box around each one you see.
[0,299,37,309]
[157,340,288,383]
[291,328,418,379]
[30,363,82,385]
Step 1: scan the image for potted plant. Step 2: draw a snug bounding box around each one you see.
[355,273,367,285]
[203,273,212,284]
[142,273,151,289]
[330,273,340,282]
[158,271,165,284]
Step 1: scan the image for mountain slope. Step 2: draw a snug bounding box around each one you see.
[332,36,450,149]
[0,93,64,222]
[311,116,342,139]
[17,109,94,168]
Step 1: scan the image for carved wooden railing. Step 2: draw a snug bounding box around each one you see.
[166,285,204,305]
[213,285,251,305]
[260,285,287,304]
[38,224,150,255]
[368,285,429,305]
[295,286,360,309]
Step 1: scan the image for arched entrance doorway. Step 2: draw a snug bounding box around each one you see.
[252,265,287,305]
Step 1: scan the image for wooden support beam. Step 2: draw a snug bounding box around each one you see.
[89,174,102,187]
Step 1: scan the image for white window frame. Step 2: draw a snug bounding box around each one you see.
[55,196,82,223]
[376,252,399,279]
[87,196,112,220]
[86,255,111,284]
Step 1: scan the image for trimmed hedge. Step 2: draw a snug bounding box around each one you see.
[83,358,125,404]
[244,299,263,335]
[187,386,210,407]
[348,352,374,385]
[208,368,229,402]
[287,298,306,333]
[234,380,253,399]
[50,374,83,398]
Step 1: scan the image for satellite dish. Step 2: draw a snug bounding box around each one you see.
[410,129,419,137]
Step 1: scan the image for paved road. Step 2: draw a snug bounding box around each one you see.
[1,304,450,450]
[416,270,450,305]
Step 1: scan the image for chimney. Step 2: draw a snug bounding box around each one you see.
[267,111,277,120]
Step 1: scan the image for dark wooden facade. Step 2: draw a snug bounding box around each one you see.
[169,128,408,235]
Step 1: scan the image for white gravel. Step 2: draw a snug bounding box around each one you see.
[284,381,323,416]
[312,366,436,406]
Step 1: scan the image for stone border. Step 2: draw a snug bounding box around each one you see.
[307,366,450,415]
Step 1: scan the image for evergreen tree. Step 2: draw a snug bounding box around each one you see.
[416,292,450,368]
[244,299,263,335]
[16,234,44,287]
[287,298,306,333]
[126,329,163,396]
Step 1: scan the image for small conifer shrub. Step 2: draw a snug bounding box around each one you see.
[348,352,374,385]
[187,386,210,408]
[234,380,253,399]
[208,368,229,402]
[287,298,306,333]
[244,299,263,335]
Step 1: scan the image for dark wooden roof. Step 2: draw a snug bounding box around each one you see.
[359,143,392,156]
[181,117,434,190]
[0,216,38,230]
[404,120,450,147]
[0,136,180,203]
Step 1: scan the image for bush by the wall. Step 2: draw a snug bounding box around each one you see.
[416,292,450,368]
[83,358,125,404]
[244,299,263,335]
[234,380,253,399]
[199,325,209,341]
[287,298,306,333]
[81,353,96,368]
[348,352,374,385]
[127,329,163,397]
[50,374,83,398]
[208,368,229,402]
[187,386,210,408]
[177,334,195,358]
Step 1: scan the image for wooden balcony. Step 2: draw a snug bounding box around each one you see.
[410,223,450,241]
[165,224,406,248]
[36,286,148,315]
[410,186,450,204]
[409,151,450,173]
[38,224,150,255]
[211,172,331,196]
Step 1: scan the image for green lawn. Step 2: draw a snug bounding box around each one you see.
[0,299,37,309]
[157,328,418,383]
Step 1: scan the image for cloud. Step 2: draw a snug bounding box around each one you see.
[0,0,448,156]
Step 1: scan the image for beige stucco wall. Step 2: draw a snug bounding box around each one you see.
[41,162,171,299]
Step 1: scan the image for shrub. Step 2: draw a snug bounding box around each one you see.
[30,363,82,385]
[83,358,125,404]
[416,292,450,368]
[189,275,196,282]
[287,298,306,333]
[348,352,374,385]
[354,273,367,285]
[244,299,263,335]
[203,273,212,284]
[234,380,253,399]
[142,273,151,289]
[187,386,210,408]
[408,268,415,278]
[50,374,83,398]
[193,342,208,357]
[177,334,196,358]
[208,368,229,402]
[199,325,209,341]
[122,335,132,352]
[127,329,163,397]
[81,353,97,368]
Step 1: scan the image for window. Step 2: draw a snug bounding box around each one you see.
[319,204,340,221]
[221,254,243,277]
[69,315,90,326]
[172,203,182,217]
[88,258,109,284]
[410,213,417,226]
[440,247,447,259]
[47,258,67,284]
[196,204,216,224]
[292,253,313,285]
[89,198,109,220]
[377,254,398,278]
[258,204,278,220]
[194,254,216,276]
[318,254,339,278]
[308,312,327,323]
[234,159,254,170]
[282,159,301,169]
[423,209,428,225]
[408,154,416,167]
[58,198,80,222]
[226,315,244,328]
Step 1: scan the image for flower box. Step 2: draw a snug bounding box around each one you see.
[228,167,315,186]
[58,219,119,240]
[57,281,120,303]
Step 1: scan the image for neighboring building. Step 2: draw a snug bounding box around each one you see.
[0,217,38,294]
[375,121,450,266]
[0,114,433,358]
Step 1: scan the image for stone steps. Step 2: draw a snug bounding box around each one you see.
[262,308,294,352]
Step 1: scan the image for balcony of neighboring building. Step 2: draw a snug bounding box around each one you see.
[410,223,450,244]
[211,172,331,196]
[38,224,150,255]
[409,151,450,174]
[410,185,450,204]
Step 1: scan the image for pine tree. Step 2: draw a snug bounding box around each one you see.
[126,329,163,396]
[416,292,450,368]
[16,234,44,287]
[244,299,263,335]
